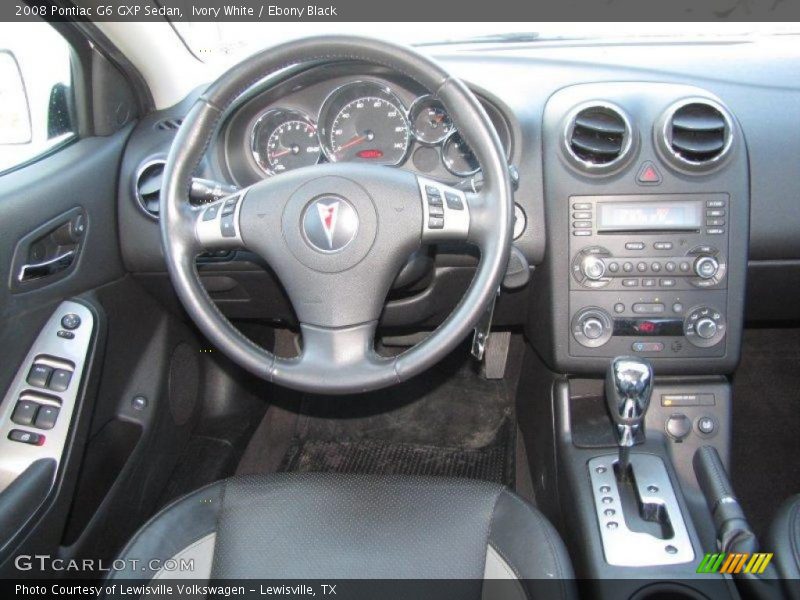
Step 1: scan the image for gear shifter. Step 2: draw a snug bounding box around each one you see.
[605,356,653,479]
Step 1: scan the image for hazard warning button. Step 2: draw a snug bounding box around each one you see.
[636,161,662,185]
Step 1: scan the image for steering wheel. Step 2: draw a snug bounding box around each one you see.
[161,36,513,394]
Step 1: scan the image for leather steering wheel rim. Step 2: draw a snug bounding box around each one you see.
[161,35,513,394]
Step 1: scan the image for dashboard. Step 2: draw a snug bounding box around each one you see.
[117,37,800,376]
[218,67,513,188]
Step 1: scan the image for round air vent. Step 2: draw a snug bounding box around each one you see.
[657,99,733,172]
[135,159,165,219]
[563,102,634,174]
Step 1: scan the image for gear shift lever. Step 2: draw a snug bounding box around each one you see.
[605,356,653,479]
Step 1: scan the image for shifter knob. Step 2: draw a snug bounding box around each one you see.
[605,356,653,448]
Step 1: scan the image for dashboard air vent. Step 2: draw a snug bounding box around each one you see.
[135,160,165,219]
[564,103,632,173]
[156,117,183,131]
[659,99,733,172]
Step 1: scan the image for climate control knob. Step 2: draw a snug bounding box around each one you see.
[694,256,720,280]
[581,255,606,280]
[695,318,718,340]
[582,317,605,340]
[572,308,613,348]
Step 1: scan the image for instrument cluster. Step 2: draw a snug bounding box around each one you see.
[242,78,511,181]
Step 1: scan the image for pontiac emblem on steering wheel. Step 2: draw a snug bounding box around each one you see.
[302,197,359,253]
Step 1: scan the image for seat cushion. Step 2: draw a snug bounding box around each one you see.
[769,493,800,580]
[110,473,575,598]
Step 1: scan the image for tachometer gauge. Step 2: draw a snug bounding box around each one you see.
[320,82,410,165]
[251,109,321,175]
[442,132,480,176]
[409,95,454,144]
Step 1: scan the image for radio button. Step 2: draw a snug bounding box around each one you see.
[623,262,634,273]
[608,262,619,273]
[706,228,724,235]
[665,262,677,272]
[573,221,592,228]
[573,211,591,219]
[581,255,606,280]
[642,279,657,287]
[707,200,725,208]
[573,202,591,210]
[694,256,720,280]
[625,242,645,250]
[707,218,725,227]
[622,279,638,287]
[654,242,673,250]
[707,209,725,217]
[573,230,591,236]
[637,262,648,272]
[660,279,677,287]
[651,262,662,272]
[679,262,691,272]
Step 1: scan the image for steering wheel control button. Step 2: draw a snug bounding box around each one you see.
[27,364,53,389]
[8,429,45,446]
[428,204,444,217]
[428,217,444,229]
[12,400,40,426]
[34,406,60,430]
[203,204,220,221]
[444,192,464,210]
[666,414,692,441]
[302,197,359,252]
[48,369,73,393]
[220,215,237,238]
[60,314,81,330]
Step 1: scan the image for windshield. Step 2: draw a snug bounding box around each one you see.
[172,22,800,65]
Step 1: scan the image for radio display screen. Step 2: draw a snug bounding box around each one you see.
[597,200,703,232]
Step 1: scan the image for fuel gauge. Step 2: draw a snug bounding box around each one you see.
[409,95,454,144]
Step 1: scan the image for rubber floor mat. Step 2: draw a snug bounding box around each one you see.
[278,420,514,485]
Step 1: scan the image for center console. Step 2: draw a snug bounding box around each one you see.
[532,82,749,375]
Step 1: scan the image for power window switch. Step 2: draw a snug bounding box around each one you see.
[8,429,45,446]
[48,369,72,392]
[34,406,60,430]
[12,400,40,426]
[27,364,52,388]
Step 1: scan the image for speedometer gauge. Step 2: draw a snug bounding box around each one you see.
[251,109,321,175]
[320,82,410,165]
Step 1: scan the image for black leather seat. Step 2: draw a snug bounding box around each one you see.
[111,473,575,598]
[769,494,800,593]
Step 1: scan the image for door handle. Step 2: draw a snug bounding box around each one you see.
[18,250,76,283]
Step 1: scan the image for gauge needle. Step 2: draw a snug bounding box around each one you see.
[269,148,292,160]
[337,134,367,152]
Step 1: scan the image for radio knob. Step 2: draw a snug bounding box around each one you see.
[695,318,718,340]
[582,317,605,340]
[694,256,719,280]
[581,255,606,280]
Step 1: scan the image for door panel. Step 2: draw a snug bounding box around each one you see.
[0,127,130,566]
